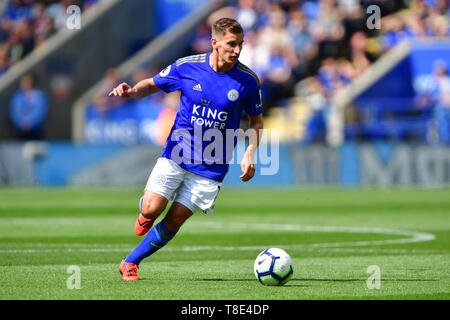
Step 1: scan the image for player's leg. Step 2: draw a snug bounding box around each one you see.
[161,201,194,231]
[120,158,185,280]
[133,172,221,258]
[121,202,193,279]
[131,173,221,260]
[140,191,169,218]
[135,191,168,236]
[120,163,220,281]
[134,158,184,236]
[120,197,198,281]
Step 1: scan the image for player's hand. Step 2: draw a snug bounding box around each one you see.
[108,82,134,99]
[240,158,255,182]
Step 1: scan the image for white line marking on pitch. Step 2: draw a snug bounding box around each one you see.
[0,221,435,254]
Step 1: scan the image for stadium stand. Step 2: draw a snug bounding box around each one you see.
[1,0,449,189]
[1,0,449,145]
[187,0,450,144]
[0,0,102,77]
[0,0,156,140]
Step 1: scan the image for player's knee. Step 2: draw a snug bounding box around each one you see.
[141,199,166,218]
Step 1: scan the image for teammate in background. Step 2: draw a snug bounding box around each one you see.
[109,18,263,280]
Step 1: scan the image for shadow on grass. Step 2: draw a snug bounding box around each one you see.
[193,278,309,287]
[195,278,437,283]
[293,278,438,282]
[136,278,437,286]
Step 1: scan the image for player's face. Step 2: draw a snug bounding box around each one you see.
[214,31,244,64]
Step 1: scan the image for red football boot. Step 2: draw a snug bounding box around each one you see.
[119,259,140,281]
[135,212,154,236]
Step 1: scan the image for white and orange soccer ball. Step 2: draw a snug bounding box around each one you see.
[254,248,293,286]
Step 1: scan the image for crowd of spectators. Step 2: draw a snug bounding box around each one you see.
[188,0,449,143]
[5,0,447,143]
[0,0,101,78]
[191,0,387,111]
[2,0,449,143]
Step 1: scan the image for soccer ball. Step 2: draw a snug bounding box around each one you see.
[254,248,293,286]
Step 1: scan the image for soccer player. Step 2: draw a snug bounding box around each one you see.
[109,18,263,280]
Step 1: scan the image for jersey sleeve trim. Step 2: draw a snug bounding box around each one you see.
[176,53,207,67]
[236,62,260,87]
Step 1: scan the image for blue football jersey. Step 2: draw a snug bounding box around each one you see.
[153,52,262,182]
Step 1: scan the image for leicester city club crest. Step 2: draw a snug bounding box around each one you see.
[227,89,239,101]
[155,174,167,186]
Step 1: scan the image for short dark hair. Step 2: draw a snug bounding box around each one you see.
[212,18,243,37]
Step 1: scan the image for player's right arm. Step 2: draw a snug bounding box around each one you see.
[108,78,161,99]
[109,61,181,99]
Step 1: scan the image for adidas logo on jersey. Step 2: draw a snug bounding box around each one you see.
[193,84,202,91]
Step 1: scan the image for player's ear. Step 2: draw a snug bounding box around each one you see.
[211,37,217,49]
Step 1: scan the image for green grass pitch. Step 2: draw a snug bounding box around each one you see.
[0,187,449,300]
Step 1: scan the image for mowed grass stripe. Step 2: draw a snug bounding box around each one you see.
[0,187,448,299]
[0,254,448,299]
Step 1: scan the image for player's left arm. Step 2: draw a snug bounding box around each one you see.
[240,113,263,182]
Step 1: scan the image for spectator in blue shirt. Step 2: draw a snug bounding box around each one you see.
[9,73,48,139]
[431,61,450,144]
